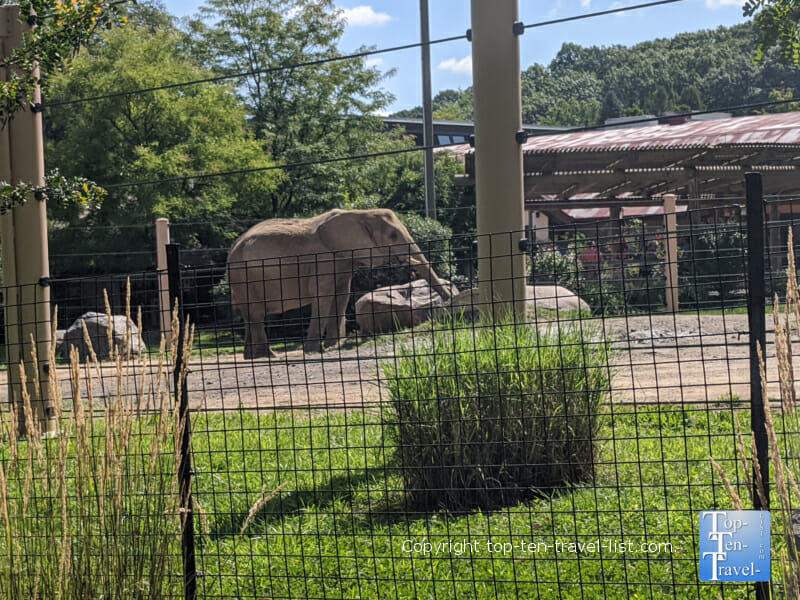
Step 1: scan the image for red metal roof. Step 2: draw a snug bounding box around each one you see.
[526,112,800,153]
[445,112,800,157]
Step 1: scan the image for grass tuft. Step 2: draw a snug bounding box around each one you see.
[381,316,612,511]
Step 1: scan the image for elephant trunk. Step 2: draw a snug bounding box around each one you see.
[407,242,453,301]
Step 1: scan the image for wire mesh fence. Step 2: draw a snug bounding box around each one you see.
[2,198,800,599]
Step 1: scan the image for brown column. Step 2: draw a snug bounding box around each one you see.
[663,194,679,313]
[1,5,55,435]
[470,0,526,319]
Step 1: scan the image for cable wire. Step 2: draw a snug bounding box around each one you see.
[44,0,687,110]
[44,34,466,109]
[97,95,800,191]
[524,0,686,30]
[101,142,456,189]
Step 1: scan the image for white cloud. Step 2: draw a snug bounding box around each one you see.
[340,5,392,26]
[438,56,472,75]
[581,0,591,7]
[365,57,384,67]
[705,0,745,7]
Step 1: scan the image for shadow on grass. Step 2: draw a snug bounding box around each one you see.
[202,463,588,541]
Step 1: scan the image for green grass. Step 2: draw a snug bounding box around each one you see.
[382,318,611,511]
[188,406,755,600]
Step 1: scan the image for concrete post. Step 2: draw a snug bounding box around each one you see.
[0,5,56,435]
[470,0,526,319]
[663,194,679,313]
[156,218,171,340]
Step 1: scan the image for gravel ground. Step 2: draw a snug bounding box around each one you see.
[2,313,796,413]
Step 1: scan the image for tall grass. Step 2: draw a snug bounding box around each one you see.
[382,316,612,511]
[0,291,194,600]
[712,234,800,598]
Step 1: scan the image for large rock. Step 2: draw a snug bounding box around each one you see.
[525,285,590,316]
[61,312,146,361]
[355,279,450,335]
[436,285,590,321]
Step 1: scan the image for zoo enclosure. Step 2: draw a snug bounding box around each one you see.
[3,185,800,599]
[2,1,800,599]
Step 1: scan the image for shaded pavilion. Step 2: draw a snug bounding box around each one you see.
[452,110,800,261]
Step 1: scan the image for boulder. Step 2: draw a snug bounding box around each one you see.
[61,312,146,361]
[525,285,590,316]
[54,329,66,355]
[435,285,589,321]
[355,279,451,335]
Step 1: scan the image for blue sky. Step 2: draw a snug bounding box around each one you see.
[164,0,749,114]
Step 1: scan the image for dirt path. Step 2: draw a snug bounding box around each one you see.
[2,313,795,412]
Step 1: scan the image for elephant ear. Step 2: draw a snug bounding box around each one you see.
[317,211,379,253]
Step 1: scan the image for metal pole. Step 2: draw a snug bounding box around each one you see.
[166,244,197,600]
[156,218,171,340]
[0,5,55,435]
[470,0,526,318]
[746,172,769,600]
[420,0,436,219]
[663,194,679,313]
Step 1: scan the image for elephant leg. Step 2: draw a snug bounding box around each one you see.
[239,280,275,360]
[322,272,352,348]
[303,275,327,354]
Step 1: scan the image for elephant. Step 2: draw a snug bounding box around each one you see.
[227,208,454,358]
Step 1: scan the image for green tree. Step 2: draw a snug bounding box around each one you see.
[744,0,800,65]
[600,90,624,121]
[678,85,706,111]
[187,0,398,216]
[646,84,677,114]
[45,22,280,273]
[541,98,601,127]
[1,0,123,122]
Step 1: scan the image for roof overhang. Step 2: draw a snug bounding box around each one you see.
[450,112,800,203]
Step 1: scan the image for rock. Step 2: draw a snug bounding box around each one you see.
[355,279,450,335]
[436,285,589,321]
[61,312,145,361]
[54,329,66,354]
[525,285,590,316]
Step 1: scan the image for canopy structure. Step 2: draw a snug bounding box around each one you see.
[452,112,800,207]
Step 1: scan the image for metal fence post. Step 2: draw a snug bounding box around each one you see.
[745,172,770,600]
[166,243,198,600]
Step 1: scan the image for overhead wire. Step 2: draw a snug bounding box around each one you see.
[43,34,467,109]
[523,0,686,30]
[44,0,686,109]
[96,95,800,191]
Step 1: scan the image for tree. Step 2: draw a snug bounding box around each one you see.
[187,0,399,216]
[45,20,280,273]
[600,90,624,122]
[1,0,124,122]
[678,85,706,111]
[646,84,677,114]
[744,0,800,65]
[541,98,601,127]
[0,1,124,220]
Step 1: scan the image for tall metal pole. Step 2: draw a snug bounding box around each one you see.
[0,5,55,435]
[420,0,436,219]
[166,244,198,600]
[746,172,769,600]
[470,0,526,318]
